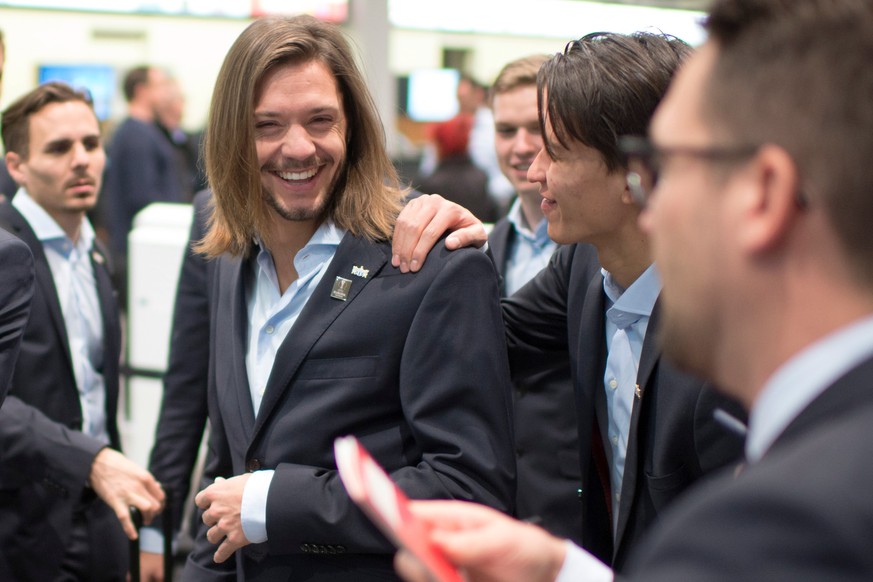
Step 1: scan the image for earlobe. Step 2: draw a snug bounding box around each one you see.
[4,151,24,184]
[739,144,801,253]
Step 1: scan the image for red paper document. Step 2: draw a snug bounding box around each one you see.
[334,435,463,582]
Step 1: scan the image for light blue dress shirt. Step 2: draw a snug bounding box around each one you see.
[601,264,661,532]
[240,220,346,544]
[503,198,557,296]
[12,189,108,444]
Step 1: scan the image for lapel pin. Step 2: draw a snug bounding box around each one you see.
[91,251,104,265]
[330,276,353,301]
[634,384,642,399]
[351,265,369,278]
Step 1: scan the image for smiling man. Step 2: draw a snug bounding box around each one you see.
[392,31,746,572]
[180,15,515,582]
[0,81,164,581]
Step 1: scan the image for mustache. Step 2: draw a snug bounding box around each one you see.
[264,156,326,173]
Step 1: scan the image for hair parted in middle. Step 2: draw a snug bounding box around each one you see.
[538,31,692,173]
[199,14,405,258]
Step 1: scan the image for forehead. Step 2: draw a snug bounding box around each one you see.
[256,60,340,108]
[28,100,100,141]
[650,42,715,145]
[492,85,538,116]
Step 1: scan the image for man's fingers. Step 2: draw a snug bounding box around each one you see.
[445,224,488,251]
[394,550,438,582]
[115,508,138,540]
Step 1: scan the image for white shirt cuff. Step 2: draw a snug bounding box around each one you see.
[138,527,165,554]
[241,469,275,544]
[555,541,613,582]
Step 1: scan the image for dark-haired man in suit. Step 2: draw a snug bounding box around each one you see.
[0,81,164,581]
[391,31,746,572]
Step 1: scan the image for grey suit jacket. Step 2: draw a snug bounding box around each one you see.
[489,217,585,544]
[0,201,125,580]
[623,354,873,581]
[184,233,516,581]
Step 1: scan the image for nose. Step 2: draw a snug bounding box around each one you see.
[280,125,317,160]
[512,128,539,157]
[71,141,91,168]
[527,147,548,187]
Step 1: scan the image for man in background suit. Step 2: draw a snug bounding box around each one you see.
[486,54,583,544]
[140,188,213,580]
[394,1,873,580]
[0,82,164,581]
[392,31,745,572]
[0,227,33,405]
[183,15,515,581]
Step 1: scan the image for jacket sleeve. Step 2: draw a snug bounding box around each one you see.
[0,231,34,406]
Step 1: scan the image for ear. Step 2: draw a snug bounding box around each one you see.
[5,151,25,186]
[735,144,801,254]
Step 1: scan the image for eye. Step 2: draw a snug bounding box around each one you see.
[45,140,73,155]
[83,136,102,151]
[495,126,517,138]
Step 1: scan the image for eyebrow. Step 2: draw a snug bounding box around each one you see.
[254,105,340,118]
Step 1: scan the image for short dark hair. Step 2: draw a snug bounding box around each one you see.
[122,65,150,102]
[1,81,94,158]
[703,0,873,285]
[538,31,691,172]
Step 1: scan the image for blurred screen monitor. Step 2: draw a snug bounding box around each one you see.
[38,64,115,121]
[406,68,459,123]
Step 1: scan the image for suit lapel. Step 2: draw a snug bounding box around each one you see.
[248,234,388,444]
[223,254,258,439]
[90,242,122,446]
[614,295,662,552]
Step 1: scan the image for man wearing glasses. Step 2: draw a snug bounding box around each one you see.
[392,31,745,572]
[393,0,873,580]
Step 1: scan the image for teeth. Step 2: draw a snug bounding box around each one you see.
[278,168,317,181]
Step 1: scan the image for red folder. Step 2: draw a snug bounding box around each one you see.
[334,435,463,582]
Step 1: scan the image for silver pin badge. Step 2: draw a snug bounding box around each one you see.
[330,276,353,301]
[351,265,369,278]
[634,384,642,399]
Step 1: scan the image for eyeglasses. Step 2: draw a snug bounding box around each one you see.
[618,135,761,207]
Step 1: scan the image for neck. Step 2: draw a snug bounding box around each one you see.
[53,211,85,243]
[128,101,153,122]
[264,217,321,295]
[518,191,544,233]
[594,226,651,290]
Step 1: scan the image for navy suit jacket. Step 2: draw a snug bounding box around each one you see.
[488,218,585,543]
[0,227,34,406]
[623,354,873,581]
[148,189,213,533]
[503,245,745,571]
[184,233,516,581]
[0,201,125,580]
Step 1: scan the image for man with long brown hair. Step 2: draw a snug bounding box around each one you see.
[180,15,515,581]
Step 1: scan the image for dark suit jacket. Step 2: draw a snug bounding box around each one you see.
[0,227,34,406]
[623,355,873,581]
[184,234,516,581]
[503,245,745,571]
[147,189,213,534]
[0,201,125,581]
[488,218,584,544]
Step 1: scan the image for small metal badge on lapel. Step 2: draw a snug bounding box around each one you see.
[330,276,353,301]
[91,250,104,265]
[351,265,369,278]
[634,384,642,399]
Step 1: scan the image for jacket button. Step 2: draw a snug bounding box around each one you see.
[247,459,262,472]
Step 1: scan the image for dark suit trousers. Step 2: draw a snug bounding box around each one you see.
[54,493,128,582]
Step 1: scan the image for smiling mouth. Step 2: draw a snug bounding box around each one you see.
[276,168,318,182]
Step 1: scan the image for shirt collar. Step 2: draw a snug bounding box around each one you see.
[746,313,873,462]
[253,220,346,279]
[602,263,661,321]
[506,197,551,246]
[12,188,94,253]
